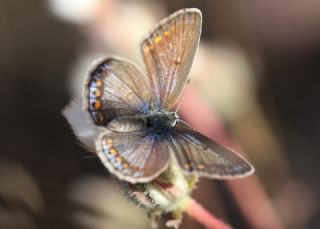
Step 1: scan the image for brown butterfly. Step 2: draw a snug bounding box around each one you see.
[84,8,254,183]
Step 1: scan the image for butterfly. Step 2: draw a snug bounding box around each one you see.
[84,8,254,183]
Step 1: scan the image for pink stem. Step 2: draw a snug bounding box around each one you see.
[185,198,234,229]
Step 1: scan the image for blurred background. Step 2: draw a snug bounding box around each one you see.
[0,0,320,228]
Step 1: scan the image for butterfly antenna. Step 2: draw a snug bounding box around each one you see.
[175,101,183,113]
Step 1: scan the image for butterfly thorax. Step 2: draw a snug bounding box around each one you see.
[146,112,178,133]
[106,111,178,134]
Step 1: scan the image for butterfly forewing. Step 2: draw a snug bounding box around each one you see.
[96,124,170,183]
[141,8,202,111]
[168,122,254,179]
[85,58,153,126]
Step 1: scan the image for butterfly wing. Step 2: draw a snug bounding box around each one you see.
[96,121,170,183]
[168,122,254,179]
[141,8,202,111]
[85,57,153,126]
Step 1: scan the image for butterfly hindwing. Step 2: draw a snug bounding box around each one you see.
[168,121,254,179]
[141,8,202,111]
[85,58,153,126]
[96,119,170,183]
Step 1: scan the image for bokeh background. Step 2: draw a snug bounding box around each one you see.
[0,0,320,228]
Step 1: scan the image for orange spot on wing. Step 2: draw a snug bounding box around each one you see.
[154,36,162,44]
[123,163,129,169]
[144,45,153,53]
[94,101,102,110]
[164,31,169,37]
[96,80,103,87]
[109,148,117,155]
[106,138,113,146]
[115,157,122,163]
[95,90,102,97]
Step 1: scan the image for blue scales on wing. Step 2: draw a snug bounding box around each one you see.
[96,117,170,183]
[85,58,154,126]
